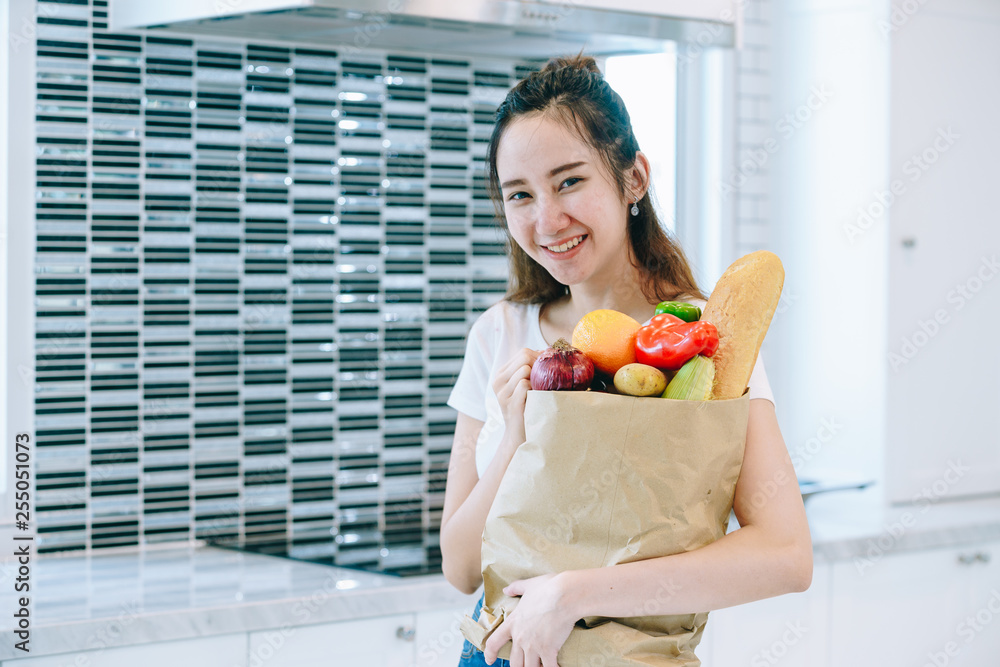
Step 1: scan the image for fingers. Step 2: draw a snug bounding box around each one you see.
[504,580,524,597]
[493,352,535,411]
[484,621,512,666]
[485,607,560,667]
[492,348,541,394]
[513,643,553,667]
[494,366,531,420]
[507,371,531,407]
[491,348,540,449]
[540,651,560,667]
[515,643,558,667]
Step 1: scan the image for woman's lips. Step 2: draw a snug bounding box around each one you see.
[541,234,587,258]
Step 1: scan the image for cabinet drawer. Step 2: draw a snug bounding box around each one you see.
[830,543,1000,667]
[950,541,1000,666]
[415,606,471,667]
[247,614,414,667]
[1,634,246,667]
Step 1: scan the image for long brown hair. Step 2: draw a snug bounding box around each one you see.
[486,54,708,305]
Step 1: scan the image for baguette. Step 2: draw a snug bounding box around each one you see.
[702,250,784,400]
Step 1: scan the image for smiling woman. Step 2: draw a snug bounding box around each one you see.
[483,56,704,319]
[440,54,812,667]
[496,115,636,295]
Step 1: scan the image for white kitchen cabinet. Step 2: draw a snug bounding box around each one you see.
[701,562,830,667]
[884,0,1000,504]
[247,614,415,667]
[414,605,473,667]
[694,627,713,666]
[949,541,1000,666]
[829,541,1000,667]
[0,634,247,667]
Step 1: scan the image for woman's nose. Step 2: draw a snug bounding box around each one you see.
[535,194,569,236]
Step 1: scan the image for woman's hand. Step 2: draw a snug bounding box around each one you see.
[492,348,540,452]
[483,573,577,667]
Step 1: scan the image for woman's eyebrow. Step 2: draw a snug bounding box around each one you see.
[500,161,587,190]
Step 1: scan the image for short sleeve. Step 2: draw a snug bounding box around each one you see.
[746,351,775,406]
[446,312,494,422]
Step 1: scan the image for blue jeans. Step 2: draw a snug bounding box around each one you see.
[458,595,511,667]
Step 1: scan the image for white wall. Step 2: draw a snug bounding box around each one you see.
[722,0,876,485]
[671,1,851,483]
[733,0,773,260]
[767,0,890,487]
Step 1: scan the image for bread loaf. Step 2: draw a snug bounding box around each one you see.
[702,250,784,400]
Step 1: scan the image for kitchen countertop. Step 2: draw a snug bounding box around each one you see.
[805,484,1000,561]
[0,539,478,662]
[1,486,998,661]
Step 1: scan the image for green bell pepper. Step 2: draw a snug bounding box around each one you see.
[653,301,702,323]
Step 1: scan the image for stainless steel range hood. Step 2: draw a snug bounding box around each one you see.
[110,0,739,59]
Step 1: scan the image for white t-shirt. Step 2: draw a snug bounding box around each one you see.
[447,299,775,478]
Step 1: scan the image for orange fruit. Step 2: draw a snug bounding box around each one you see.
[571,309,641,376]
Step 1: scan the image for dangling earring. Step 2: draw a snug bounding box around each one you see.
[630,197,639,216]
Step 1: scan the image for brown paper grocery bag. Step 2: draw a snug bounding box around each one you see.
[461,389,750,666]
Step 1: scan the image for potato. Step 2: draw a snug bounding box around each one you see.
[613,363,668,397]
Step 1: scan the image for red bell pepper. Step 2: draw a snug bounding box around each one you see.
[635,313,719,371]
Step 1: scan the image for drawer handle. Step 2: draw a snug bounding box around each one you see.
[958,552,991,565]
[397,626,416,642]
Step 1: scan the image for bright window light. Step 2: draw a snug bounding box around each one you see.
[604,49,678,233]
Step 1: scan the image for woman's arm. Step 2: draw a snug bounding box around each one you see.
[483,398,812,663]
[440,348,541,595]
[564,397,812,616]
[440,412,512,594]
[566,399,812,618]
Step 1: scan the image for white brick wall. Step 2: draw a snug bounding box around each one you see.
[734,0,773,256]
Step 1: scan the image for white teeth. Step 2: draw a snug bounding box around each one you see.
[546,235,584,253]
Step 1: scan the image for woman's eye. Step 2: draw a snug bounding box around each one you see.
[507,191,530,201]
[560,177,581,189]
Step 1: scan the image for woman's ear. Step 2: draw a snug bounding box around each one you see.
[629,151,652,200]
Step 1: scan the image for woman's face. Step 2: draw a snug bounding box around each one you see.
[496,113,631,290]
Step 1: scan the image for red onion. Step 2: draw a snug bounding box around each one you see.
[530,338,594,391]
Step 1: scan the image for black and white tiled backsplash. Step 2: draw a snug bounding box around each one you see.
[32,0,530,575]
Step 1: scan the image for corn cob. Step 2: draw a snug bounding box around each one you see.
[661,354,715,400]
